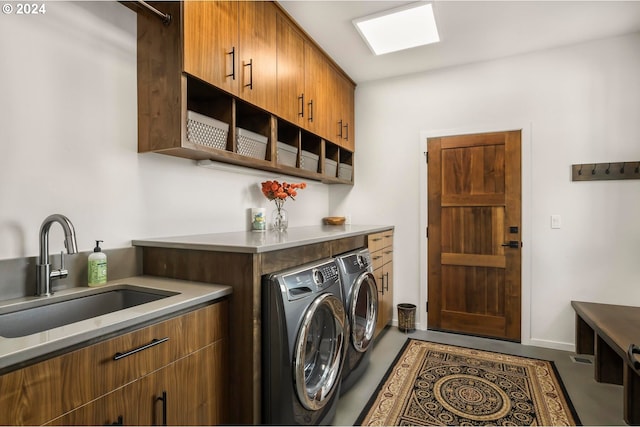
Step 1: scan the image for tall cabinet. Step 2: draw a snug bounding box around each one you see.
[136,1,356,183]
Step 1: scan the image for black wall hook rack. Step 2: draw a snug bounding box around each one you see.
[572,161,640,181]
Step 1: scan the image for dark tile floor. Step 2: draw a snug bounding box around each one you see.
[334,327,624,426]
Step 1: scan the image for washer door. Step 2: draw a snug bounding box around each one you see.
[350,272,378,353]
[293,293,346,411]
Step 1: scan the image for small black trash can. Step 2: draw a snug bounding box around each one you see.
[397,303,416,333]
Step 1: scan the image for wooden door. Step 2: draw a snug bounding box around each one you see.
[183,1,238,95]
[275,12,305,125]
[427,131,522,341]
[238,1,277,112]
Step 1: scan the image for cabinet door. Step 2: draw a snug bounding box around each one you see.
[304,43,329,139]
[337,72,355,151]
[276,12,305,126]
[47,382,140,426]
[383,261,394,330]
[138,341,229,426]
[183,1,239,95]
[238,1,277,112]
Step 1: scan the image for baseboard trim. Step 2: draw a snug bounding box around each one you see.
[528,338,574,353]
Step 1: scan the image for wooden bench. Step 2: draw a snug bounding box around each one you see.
[571,301,640,425]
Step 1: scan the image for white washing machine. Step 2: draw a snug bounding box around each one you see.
[262,258,347,425]
[334,248,378,395]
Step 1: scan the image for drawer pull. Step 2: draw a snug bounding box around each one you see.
[372,255,382,260]
[628,344,640,374]
[105,415,123,426]
[113,337,169,360]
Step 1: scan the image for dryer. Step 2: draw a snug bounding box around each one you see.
[334,248,378,394]
[262,258,347,425]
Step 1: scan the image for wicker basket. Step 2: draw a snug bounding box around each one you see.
[236,128,268,160]
[300,150,319,172]
[338,163,353,181]
[324,159,337,178]
[277,142,298,167]
[186,110,229,150]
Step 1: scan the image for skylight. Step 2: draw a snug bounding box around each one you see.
[353,2,440,56]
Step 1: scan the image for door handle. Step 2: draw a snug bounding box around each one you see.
[628,344,640,374]
[501,241,520,248]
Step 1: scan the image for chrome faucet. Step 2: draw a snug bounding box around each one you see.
[36,214,78,296]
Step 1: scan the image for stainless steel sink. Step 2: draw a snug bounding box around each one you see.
[0,285,179,338]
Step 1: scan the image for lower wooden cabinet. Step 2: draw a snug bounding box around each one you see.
[49,341,228,426]
[368,230,394,338]
[1,300,229,426]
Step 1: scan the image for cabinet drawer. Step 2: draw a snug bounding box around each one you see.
[371,249,384,271]
[382,248,393,265]
[367,232,386,253]
[0,301,228,426]
[382,230,393,244]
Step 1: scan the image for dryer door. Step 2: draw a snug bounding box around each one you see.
[350,272,378,353]
[293,293,346,411]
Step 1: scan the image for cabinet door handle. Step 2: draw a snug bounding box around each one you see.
[243,59,253,89]
[384,272,389,292]
[113,337,169,360]
[226,47,236,80]
[344,123,349,141]
[156,391,168,426]
[378,274,385,295]
[338,120,343,138]
[308,100,314,123]
[298,94,304,117]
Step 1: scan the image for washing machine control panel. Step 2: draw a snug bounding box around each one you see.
[313,264,339,290]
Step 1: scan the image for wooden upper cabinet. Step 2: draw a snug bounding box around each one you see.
[275,12,305,126]
[183,1,276,112]
[304,43,329,139]
[183,1,239,95]
[337,71,355,151]
[237,1,277,112]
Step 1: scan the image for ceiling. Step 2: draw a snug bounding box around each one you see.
[278,1,640,84]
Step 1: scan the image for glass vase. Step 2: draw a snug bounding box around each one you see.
[272,200,288,232]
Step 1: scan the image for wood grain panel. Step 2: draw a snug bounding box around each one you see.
[142,248,254,424]
[441,207,505,255]
[238,1,277,112]
[275,11,305,125]
[1,302,226,426]
[441,253,506,268]
[183,1,238,95]
[331,235,365,256]
[441,310,507,337]
[429,130,520,341]
[260,241,331,274]
[137,1,182,153]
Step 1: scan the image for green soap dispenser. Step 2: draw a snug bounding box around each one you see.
[88,240,107,286]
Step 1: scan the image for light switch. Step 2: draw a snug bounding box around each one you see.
[551,214,562,229]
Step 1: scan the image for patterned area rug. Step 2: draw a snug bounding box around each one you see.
[356,339,581,426]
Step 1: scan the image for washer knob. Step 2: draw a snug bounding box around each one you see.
[313,269,324,285]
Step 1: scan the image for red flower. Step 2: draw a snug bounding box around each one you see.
[261,180,306,201]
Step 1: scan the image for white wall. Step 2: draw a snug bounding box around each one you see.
[331,32,640,350]
[0,2,329,260]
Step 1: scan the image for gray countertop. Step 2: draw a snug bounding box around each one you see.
[0,276,231,372]
[132,224,393,253]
